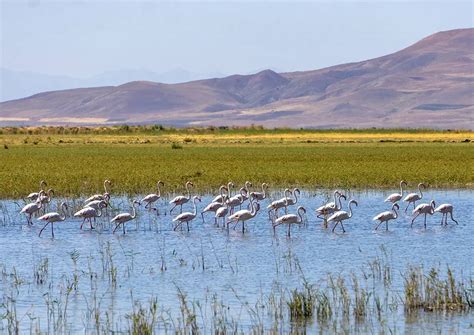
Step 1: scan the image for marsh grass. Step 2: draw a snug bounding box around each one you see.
[404,266,470,313]
[0,139,472,198]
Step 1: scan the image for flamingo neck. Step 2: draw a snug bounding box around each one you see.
[192,198,198,216]
[337,194,343,210]
[400,182,404,196]
[131,202,137,218]
[333,191,338,206]
[393,206,398,219]
[60,204,67,220]
[186,183,191,200]
[348,202,354,218]
[297,210,304,223]
[293,190,298,204]
[262,184,267,198]
[157,183,161,197]
[418,185,423,199]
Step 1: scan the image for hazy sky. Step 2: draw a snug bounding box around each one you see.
[1,1,472,77]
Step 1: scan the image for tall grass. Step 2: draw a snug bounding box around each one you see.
[0,141,472,198]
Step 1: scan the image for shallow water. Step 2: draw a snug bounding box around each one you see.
[0,189,473,333]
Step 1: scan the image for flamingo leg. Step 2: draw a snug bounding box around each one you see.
[51,222,54,238]
[169,203,177,214]
[242,220,245,234]
[186,221,190,232]
[440,214,444,225]
[180,204,183,214]
[423,213,427,229]
[331,221,338,232]
[287,224,291,237]
[201,212,205,223]
[385,221,389,231]
[123,222,126,234]
[80,218,86,230]
[375,220,383,230]
[411,213,420,227]
[404,202,410,213]
[39,222,49,237]
[112,223,119,233]
[340,221,346,233]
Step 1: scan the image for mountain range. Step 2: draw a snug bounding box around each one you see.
[1,28,473,128]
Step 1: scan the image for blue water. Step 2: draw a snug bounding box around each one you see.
[0,189,472,333]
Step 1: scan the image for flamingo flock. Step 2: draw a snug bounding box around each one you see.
[17,179,460,238]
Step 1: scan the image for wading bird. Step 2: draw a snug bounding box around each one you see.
[74,200,107,230]
[411,200,435,229]
[141,181,164,212]
[215,201,229,227]
[111,200,139,234]
[273,206,306,237]
[373,203,399,231]
[316,191,346,227]
[267,188,292,219]
[384,181,407,203]
[403,183,425,212]
[38,202,68,238]
[434,203,458,225]
[226,188,247,214]
[227,197,260,234]
[173,196,201,231]
[169,181,194,214]
[20,199,43,225]
[201,188,227,223]
[250,183,269,202]
[85,180,111,203]
[212,182,234,204]
[26,180,47,201]
[327,199,358,233]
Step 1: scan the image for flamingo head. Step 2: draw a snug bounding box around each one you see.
[254,203,261,212]
[47,188,55,196]
[392,203,400,210]
[298,206,306,214]
[194,196,201,202]
[401,180,407,186]
[430,200,436,208]
[245,181,252,188]
[99,200,108,209]
[187,181,194,187]
[350,199,358,207]
[262,183,269,189]
[419,183,426,189]
[339,194,347,201]
[40,180,47,188]
[294,188,300,195]
[157,180,164,187]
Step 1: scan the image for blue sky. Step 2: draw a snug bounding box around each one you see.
[1,1,472,78]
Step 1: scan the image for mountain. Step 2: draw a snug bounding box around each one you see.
[1,28,473,128]
[0,68,226,102]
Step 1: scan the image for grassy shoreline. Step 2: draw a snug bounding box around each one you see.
[0,129,472,198]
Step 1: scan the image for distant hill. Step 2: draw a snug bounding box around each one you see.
[1,28,473,129]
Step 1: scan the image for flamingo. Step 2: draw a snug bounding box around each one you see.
[169,181,194,214]
[20,199,43,225]
[173,196,201,231]
[250,183,269,202]
[327,199,358,233]
[26,180,47,201]
[267,188,292,219]
[74,200,107,230]
[212,182,233,203]
[434,203,458,226]
[316,191,346,227]
[38,202,68,238]
[285,188,300,207]
[38,188,54,213]
[215,201,229,227]
[111,200,139,234]
[373,203,399,231]
[384,181,407,203]
[141,181,164,212]
[273,206,306,237]
[403,183,426,212]
[85,179,111,203]
[201,187,227,223]
[227,196,260,234]
[411,200,435,229]
[226,188,247,214]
